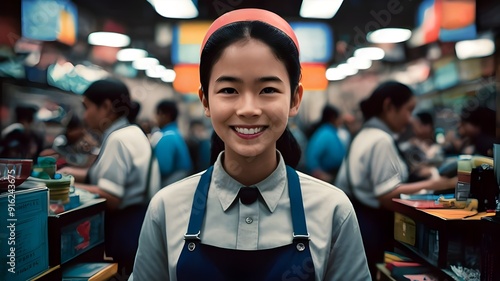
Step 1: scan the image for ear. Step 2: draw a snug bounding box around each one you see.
[102,99,114,114]
[382,97,393,113]
[289,83,303,117]
[198,87,210,117]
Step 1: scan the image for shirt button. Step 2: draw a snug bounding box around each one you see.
[245,217,253,224]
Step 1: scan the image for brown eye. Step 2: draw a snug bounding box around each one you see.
[219,88,237,94]
[262,87,277,94]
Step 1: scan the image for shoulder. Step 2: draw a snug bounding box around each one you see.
[353,128,393,149]
[297,171,352,208]
[149,172,202,211]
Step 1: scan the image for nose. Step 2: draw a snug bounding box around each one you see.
[236,93,262,117]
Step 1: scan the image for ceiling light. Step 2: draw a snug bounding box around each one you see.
[132,57,159,70]
[88,32,130,47]
[161,69,176,83]
[146,65,166,78]
[149,0,198,19]
[338,63,358,76]
[366,28,412,43]
[325,68,345,81]
[347,57,372,70]
[455,38,495,60]
[300,0,344,19]
[354,47,385,60]
[117,48,148,62]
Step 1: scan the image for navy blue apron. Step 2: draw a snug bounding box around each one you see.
[177,165,316,281]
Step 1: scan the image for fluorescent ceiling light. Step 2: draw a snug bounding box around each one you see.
[354,47,385,60]
[455,38,495,60]
[325,68,345,81]
[132,57,159,70]
[161,69,176,83]
[146,65,166,78]
[117,48,148,62]
[367,28,412,44]
[149,0,198,19]
[88,32,130,47]
[347,57,372,70]
[338,63,358,76]
[300,0,343,19]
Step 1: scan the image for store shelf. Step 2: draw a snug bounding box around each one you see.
[391,199,489,281]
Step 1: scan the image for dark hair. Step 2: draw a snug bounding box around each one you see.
[306,105,340,138]
[201,21,302,168]
[66,114,83,130]
[461,105,496,137]
[360,81,414,121]
[83,78,131,119]
[415,112,434,127]
[128,100,141,123]
[156,100,179,121]
[15,105,38,123]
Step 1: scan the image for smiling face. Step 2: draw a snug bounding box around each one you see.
[200,38,302,163]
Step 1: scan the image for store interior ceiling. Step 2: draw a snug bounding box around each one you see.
[62,0,498,67]
[71,0,422,66]
[0,0,499,83]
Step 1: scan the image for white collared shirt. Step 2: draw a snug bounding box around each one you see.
[130,152,370,281]
[335,117,409,208]
[88,117,161,209]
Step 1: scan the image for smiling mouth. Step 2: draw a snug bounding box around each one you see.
[232,126,267,135]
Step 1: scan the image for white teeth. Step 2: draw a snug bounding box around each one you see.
[235,127,263,135]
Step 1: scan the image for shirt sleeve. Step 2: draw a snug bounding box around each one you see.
[93,137,130,198]
[324,203,371,280]
[129,196,170,281]
[369,137,404,197]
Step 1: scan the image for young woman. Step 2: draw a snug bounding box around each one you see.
[130,9,370,281]
[58,78,161,275]
[335,81,457,278]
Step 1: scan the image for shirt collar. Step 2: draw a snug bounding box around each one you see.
[101,117,129,144]
[364,117,399,139]
[160,122,177,132]
[212,151,287,213]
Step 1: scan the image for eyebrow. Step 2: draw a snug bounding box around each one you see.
[214,76,284,84]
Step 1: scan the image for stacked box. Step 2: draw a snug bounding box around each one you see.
[48,198,106,266]
[0,182,49,281]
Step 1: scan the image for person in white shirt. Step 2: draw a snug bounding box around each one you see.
[335,81,457,277]
[130,8,370,281]
[59,78,161,275]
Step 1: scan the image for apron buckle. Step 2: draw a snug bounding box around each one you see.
[292,233,310,240]
[184,231,201,241]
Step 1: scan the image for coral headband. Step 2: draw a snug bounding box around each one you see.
[200,8,300,53]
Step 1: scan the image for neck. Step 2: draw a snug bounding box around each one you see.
[222,150,278,186]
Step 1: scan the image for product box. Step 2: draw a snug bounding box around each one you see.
[48,198,106,266]
[62,262,118,281]
[394,212,417,246]
[0,182,49,281]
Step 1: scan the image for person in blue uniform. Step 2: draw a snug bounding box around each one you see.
[129,8,370,281]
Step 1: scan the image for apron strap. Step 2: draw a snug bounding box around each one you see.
[184,165,309,241]
[185,166,213,240]
[286,165,309,240]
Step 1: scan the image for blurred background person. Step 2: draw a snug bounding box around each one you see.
[305,104,347,183]
[0,105,44,161]
[39,113,99,168]
[186,119,211,174]
[398,111,444,182]
[57,78,161,275]
[150,100,193,186]
[444,105,497,157]
[335,81,457,277]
